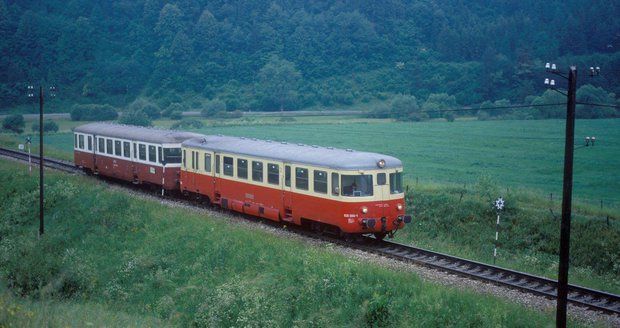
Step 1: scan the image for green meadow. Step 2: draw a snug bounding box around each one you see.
[1,117,618,294]
[0,159,585,327]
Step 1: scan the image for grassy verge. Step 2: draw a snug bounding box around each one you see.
[398,179,620,294]
[0,159,583,326]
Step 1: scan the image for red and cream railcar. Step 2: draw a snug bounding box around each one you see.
[180,136,411,238]
[73,123,203,190]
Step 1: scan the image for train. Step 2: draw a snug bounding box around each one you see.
[73,122,411,239]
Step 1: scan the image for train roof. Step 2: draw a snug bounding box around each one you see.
[74,122,204,144]
[183,135,403,171]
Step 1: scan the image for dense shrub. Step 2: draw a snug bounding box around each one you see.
[128,99,161,119]
[118,111,152,127]
[201,99,226,117]
[169,111,183,120]
[70,104,118,121]
[31,120,59,133]
[2,114,25,133]
[162,103,185,117]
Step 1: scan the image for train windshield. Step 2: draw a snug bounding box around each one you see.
[389,171,403,194]
[341,174,373,197]
[163,148,182,164]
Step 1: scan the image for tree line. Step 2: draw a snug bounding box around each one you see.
[1,0,619,117]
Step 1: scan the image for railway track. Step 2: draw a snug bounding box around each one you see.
[1,146,619,316]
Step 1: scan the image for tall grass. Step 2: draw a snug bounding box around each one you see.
[0,159,583,326]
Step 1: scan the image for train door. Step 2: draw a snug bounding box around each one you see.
[377,172,389,218]
[213,153,221,203]
[282,164,293,222]
[203,151,215,199]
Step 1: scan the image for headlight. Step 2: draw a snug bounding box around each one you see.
[397,203,403,211]
[361,206,368,214]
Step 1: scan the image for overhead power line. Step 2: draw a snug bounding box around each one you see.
[419,102,566,113]
[576,102,620,109]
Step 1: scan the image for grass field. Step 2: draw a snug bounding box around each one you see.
[3,117,619,205]
[0,159,584,327]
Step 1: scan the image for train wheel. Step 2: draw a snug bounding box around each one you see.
[373,232,387,241]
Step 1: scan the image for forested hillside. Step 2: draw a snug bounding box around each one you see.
[1,0,619,113]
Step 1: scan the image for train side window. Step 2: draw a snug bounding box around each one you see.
[114,140,121,156]
[215,155,220,173]
[252,161,263,182]
[163,148,182,164]
[183,150,186,168]
[106,139,113,155]
[123,141,130,158]
[377,173,386,185]
[295,167,308,190]
[223,156,234,176]
[78,135,84,149]
[267,163,279,185]
[139,144,146,160]
[314,170,327,194]
[191,151,196,169]
[204,153,211,172]
[285,165,291,187]
[158,147,162,164]
[148,145,156,163]
[133,143,137,158]
[98,138,105,154]
[87,136,92,151]
[237,158,248,179]
[332,173,340,196]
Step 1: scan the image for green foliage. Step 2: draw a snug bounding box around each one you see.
[118,111,152,127]
[256,55,302,111]
[162,102,185,118]
[200,99,226,117]
[168,111,183,120]
[70,104,118,121]
[2,114,24,133]
[422,93,458,119]
[31,120,59,133]
[576,84,618,118]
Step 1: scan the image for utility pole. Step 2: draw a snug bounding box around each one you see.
[556,66,576,328]
[28,84,55,236]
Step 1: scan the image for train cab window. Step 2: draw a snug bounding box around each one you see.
[204,153,212,172]
[377,173,386,185]
[267,163,279,185]
[389,172,403,194]
[314,170,327,194]
[78,135,84,149]
[148,145,156,163]
[87,136,92,151]
[106,139,113,155]
[332,173,340,196]
[98,138,105,153]
[114,140,122,156]
[252,161,263,182]
[223,156,234,176]
[164,148,182,164]
[341,174,373,197]
[123,141,130,158]
[237,159,248,179]
[285,165,291,187]
[139,144,146,161]
[295,168,308,190]
[182,150,186,168]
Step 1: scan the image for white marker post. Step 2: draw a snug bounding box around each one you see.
[493,197,505,265]
[26,137,32,174]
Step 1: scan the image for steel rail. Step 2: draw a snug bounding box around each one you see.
[1,146,618,315]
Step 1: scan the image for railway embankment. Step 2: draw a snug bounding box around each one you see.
[0,158,596,327]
